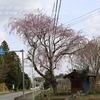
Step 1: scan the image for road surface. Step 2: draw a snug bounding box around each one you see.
[0,91,32,100]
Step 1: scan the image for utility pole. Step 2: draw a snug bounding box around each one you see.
[21,50,25,99]
[32,49,34,100]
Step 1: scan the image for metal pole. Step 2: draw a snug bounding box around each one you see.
[32,66,34,100]
[32,49,34,100]
[21,50,25,98]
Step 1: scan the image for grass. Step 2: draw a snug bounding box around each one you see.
[35,88,100,100]
[74,90,100,100]
[35,89,53,100]
[77,94,100,100]
[35,89,70,100]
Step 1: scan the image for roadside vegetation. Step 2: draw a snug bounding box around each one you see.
[77,92,100,100]
[35,89,70,100]
[34,89,100,100]
[0,41,32,92]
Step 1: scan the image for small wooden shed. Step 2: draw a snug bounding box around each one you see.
[63,69,96,93]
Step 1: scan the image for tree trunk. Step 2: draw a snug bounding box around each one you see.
[52,84,57,95]
[50,79,58,95]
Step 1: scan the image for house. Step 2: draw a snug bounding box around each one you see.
[63,69,96,93]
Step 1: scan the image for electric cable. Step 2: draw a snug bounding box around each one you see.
[67,11,100,26]
[64,7,100,25]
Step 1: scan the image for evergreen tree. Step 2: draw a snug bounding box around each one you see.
[24,73,31,89]
[5,51,23,91]
[1,40,32,91]
[0,41,10,83]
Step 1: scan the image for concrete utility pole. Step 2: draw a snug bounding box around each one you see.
[21,50,25,99]
[32,49,34,100]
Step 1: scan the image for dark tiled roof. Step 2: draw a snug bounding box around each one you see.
[63,69,96,79]
[73,69,82,74]
[87,74,96,77]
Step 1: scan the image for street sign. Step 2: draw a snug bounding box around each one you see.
[0,46,5,55]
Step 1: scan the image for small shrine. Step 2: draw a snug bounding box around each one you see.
[63,69,96,93]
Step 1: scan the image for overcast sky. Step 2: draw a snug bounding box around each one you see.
[0,0,100,77]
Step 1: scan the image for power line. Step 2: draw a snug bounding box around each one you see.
[60,7,100,28]
[81,23,100,31]
[67,11,100,26]
[64,7,100,25]
[52,1,100,34]
[51,4,100,39]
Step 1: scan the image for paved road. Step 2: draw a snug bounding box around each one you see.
[0,91,32,100]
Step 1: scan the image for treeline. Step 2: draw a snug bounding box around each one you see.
[0,40,31,91]
[34,72,66,90]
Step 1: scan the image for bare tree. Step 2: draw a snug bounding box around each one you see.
[6,10,87,94]
[72,37,100,89]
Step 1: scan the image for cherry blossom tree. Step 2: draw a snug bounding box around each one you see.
[72,37,100,89]
[6,10,87,94]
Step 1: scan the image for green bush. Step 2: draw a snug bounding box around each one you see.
[43,81,51,90]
